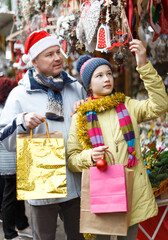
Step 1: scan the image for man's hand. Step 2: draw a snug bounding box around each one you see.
[129,39,147,68]
[23,113,46,129]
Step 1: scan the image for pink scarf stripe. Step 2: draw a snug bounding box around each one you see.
[117,103,127,111]
[119,116,132,127]
[88,127,103,138]
[127,157,138,168]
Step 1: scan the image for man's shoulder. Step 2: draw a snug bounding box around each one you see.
[62,71,83,90]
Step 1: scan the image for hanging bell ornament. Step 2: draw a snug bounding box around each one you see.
[96,24,111,52]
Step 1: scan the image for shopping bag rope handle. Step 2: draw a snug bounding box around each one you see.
[30,119,50,140]
[105,149,115,165]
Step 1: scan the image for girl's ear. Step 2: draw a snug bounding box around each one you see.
[88,84,93,96]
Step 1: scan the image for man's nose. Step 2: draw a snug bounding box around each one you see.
[54,53,60,60]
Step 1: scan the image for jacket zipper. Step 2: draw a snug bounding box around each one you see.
[115,139,125,152]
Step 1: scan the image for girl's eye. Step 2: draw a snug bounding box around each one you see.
[96,74,102,78]
[107,72,112,75]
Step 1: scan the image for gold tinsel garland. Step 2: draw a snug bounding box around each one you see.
[83,233,96,239]
[76,92,125,150]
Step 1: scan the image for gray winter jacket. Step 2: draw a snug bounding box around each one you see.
[0,69,86,205]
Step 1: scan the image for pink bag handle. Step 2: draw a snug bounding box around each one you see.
[105,149,115,165]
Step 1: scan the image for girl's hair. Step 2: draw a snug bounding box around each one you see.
[0,77,17,104]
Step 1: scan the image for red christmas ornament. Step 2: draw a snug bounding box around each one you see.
[96,24,111,52]
[62,40,67,53]
[96,158,107,171]
[97,28,106,48]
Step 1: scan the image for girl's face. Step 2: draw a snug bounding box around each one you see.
[90,65,114,97]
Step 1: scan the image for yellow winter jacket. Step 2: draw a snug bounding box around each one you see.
[67,61,168,226]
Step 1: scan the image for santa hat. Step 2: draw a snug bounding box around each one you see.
[14,40,24,54]
[22,30,60,64]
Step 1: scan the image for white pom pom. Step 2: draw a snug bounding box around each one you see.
[13,62,19,68]
[22,54,30,64]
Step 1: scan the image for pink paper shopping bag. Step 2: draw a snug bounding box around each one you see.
[90,151,128,214]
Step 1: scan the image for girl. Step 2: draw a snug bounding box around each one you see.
[67,39,168,240]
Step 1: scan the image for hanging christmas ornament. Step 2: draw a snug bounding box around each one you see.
[96,158,107,171]
[148,0,161,36]
[21,0,35,25]
[41,12,47,29]
[96,23,111,52]
[62,40,67,54]
[107,29,129,50]
[45,0,54,14]
[107,0,131,51]
[104,0,112,24]
[79,0,101,45]
[148,0,168,41]
[113,46,128,65]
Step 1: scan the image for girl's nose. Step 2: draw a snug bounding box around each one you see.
[104,75,110,82]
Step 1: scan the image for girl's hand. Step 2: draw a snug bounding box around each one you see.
[129,39,147,68]
[91,146,109,163]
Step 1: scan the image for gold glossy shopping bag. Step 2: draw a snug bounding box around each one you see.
[16,120,67,200]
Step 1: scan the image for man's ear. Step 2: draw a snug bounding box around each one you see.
[32,59,37,68]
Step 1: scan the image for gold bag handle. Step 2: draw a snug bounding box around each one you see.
[30,119,50,140]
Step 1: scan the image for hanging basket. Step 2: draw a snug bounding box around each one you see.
[153,178,168,198]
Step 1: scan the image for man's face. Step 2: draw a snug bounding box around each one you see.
[32,45,63,77]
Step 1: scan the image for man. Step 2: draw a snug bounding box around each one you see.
[0,30,86,240]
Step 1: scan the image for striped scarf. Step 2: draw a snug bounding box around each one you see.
[87,102,138,168]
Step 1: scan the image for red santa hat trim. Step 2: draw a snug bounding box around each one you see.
[22,30,60,63]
